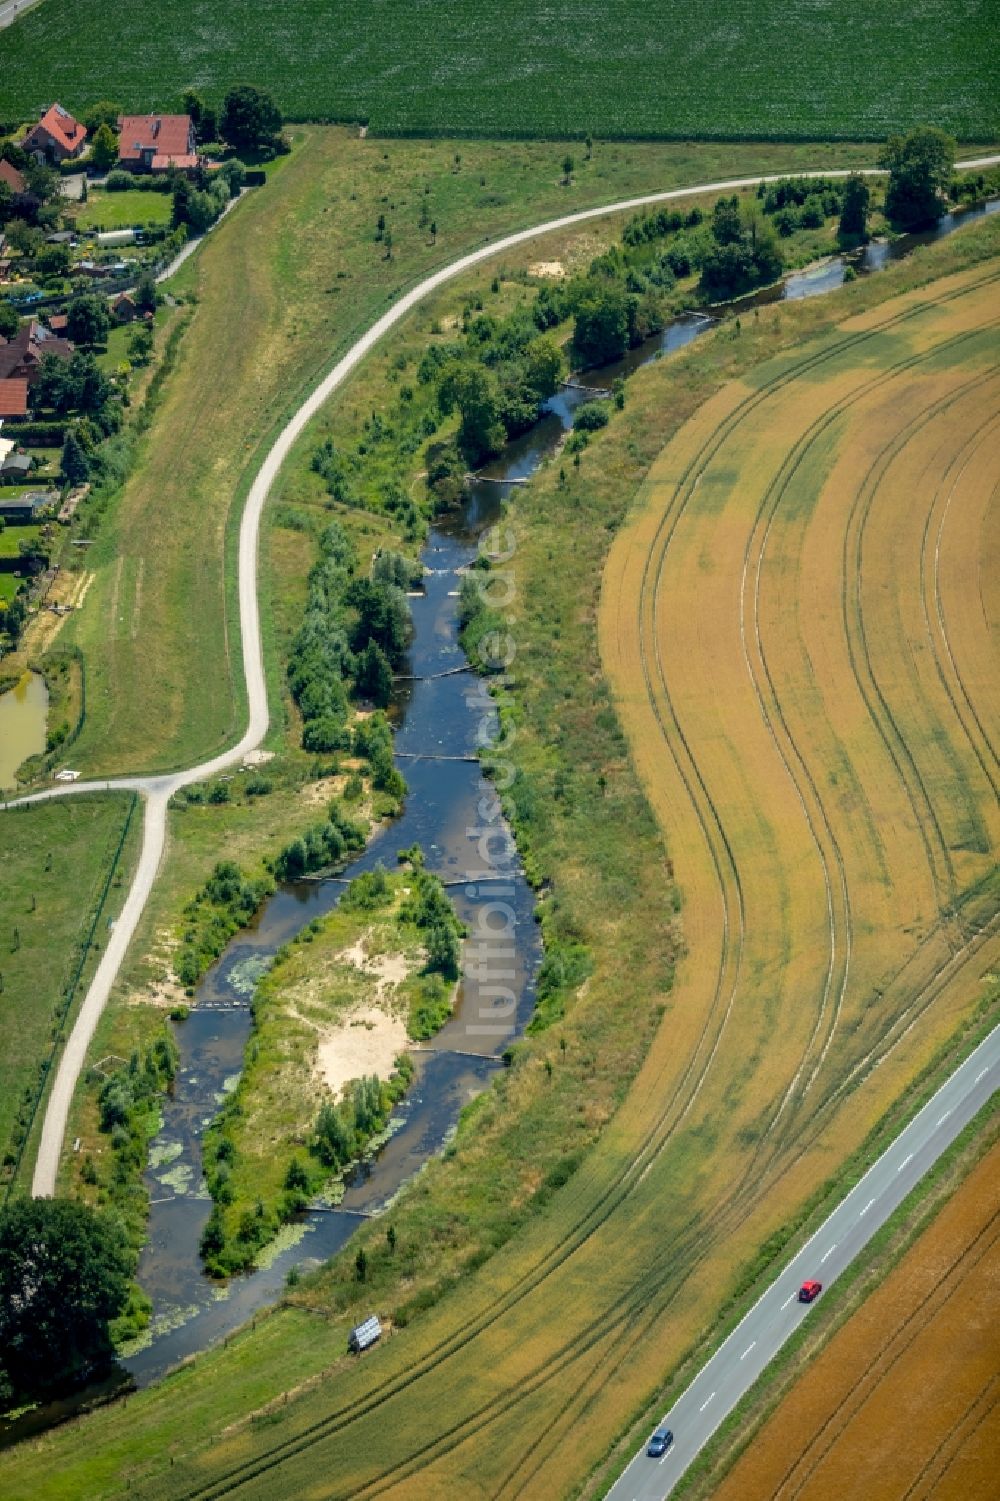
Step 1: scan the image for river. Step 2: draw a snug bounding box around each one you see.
[7,189,996,1410]
[120,189,1000,1387]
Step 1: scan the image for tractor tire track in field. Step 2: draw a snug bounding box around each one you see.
[165,268,1000,1501]
[898,1373,1000,1501]
[921,412,1000,800]
[764,353,1000,1110]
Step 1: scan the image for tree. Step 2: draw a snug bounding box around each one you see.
[0,1197,131,1403]
[838,173,870,243]
[220,84,282,152]
[66,293,111,347]
[711,195,743,246]
[0,301,18,340]
[523,335,563,401]
[134,269,158,315]
[89,122,118,172]
[355,639,394,707]
[880,127,955,230]
[438,362,506,462]
[572,283,632,365]
[34,243,71,278]
[60,428,90,486]
[84,100,122,134]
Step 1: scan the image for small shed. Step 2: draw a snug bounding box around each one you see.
[0,488,51,521]
[0,452,33,487]
[348,1315,382,1354]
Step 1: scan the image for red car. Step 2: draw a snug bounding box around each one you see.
[798,1280,822,1303]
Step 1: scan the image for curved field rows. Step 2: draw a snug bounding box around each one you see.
[712,1137,1000,1501]
[139,266,1000,1501]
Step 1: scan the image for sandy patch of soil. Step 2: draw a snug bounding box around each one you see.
[315,1006,409,1097]
[528,259,565,278]
[340,937,411,998]
[302,773,348,807]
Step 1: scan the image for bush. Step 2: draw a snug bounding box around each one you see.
[572,400,610,432]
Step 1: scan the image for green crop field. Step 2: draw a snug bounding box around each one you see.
[1,1,996,141]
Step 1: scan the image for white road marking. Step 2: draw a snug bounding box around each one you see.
[740,1341,756,1360]
[782,1293,795,1309]
[820,1245,836,1264]
[699,1392,716,1412]
[937,1111,952,1126]
[860,1198,876,1217]
[975,1067,989,1083]
[898,1153,914,1173]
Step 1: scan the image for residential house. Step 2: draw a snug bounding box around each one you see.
[23,104,87,164]
[112,291,138,323]
[0,158,27,195]
[46,314,70,335]
[0,321,75,384]
[0,378,28,418]
[117,114,197,173]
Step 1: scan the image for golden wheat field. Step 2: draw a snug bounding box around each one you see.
[115,262,1000,1501]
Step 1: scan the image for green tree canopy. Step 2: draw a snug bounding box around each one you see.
[66,292,111,347]
[711,194,743,245]
[60,428,90,486]
[438,361,506,463]
[0,1197,131,1404]
[880,126,956,230]
[838,173,871,242]
[220,84,282,152]
[84,100,122,134]
[572,282,634,366]
[89,122,118,172]
[0,300,20,340]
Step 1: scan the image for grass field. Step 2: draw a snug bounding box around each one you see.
[0,793,138,1196]
[713,1129,1000,1501]
[74,190,173,233]
[3,213,996,1501]
[0,3,996,141]
[51,126,880,777]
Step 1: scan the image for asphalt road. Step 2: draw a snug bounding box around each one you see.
[0,0,42,31]
[4,151,997,1199]
[605,1024,1000,1501]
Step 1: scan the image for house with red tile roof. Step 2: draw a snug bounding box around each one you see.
[23,103,87,164]
[0,158,27,195]
[0,321,75,384]
[117,114,197,173]
[0,378,28,418]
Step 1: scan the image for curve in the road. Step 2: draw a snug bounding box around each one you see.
[5,150,996,1198]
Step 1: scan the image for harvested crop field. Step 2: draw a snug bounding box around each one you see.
[601,259,1000,1193]
[1,2,994,141]
[713,1137,1000,1501]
